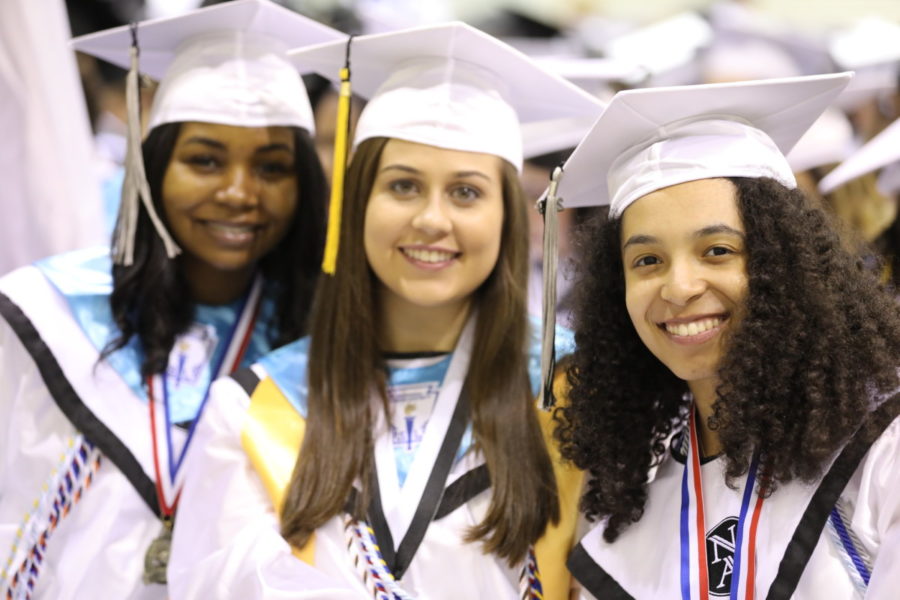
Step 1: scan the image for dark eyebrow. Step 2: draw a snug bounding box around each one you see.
[256,143,295,154]
[182,136,225,150]
[180,138,294,155]
[622,224,744,250]
[454,170,493,183]
[379,164,420,175]
[694,224,745,240]
[622,234,658,250]
[378,164,492,182]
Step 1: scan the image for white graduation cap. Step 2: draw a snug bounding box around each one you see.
[819,117,900,196]
[786,107,857,173]
[522,55,648,160]
[531,56,649,92]
[701,37,802,84]
[601,13,714,88]
[522,116,601,162]
[829,17,900,112]
[70,0,345,266]
[552,73,852,217]
[706,1,834,77]
[830,17,900,71]
[287,21,604,172]
[72,0,345,132]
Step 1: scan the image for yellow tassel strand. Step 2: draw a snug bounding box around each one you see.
[321,65,353,274]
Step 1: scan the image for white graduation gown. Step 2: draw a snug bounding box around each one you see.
[569,415,900,600]
[168,329,581,600]
[0,251,275,599]
[0,264,168,599]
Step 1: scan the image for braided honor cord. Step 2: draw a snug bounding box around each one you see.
[343,517,543,599]
[2,436,102,600]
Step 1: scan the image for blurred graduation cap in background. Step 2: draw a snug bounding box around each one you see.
[819,116,900,197]
[829,17,900,112]
[786,107,857,173]
[599,13,714,88]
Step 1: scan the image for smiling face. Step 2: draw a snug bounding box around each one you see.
[162,122,298,296]
[363,138,505,316]
[620,178,748,387]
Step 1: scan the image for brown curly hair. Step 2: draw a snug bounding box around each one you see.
[556,177,900,543]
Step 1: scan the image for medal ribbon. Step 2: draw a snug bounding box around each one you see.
[679,409,765,600]
[147,276,263,517]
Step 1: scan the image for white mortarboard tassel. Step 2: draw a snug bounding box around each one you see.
[114,25,181,266]
[538,166,563,409]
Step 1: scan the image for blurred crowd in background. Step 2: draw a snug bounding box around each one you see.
[3,0,899,322]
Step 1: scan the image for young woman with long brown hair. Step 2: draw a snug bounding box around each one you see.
[168,22,602,600]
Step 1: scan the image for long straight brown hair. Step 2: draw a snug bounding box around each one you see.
[280,137,560,564]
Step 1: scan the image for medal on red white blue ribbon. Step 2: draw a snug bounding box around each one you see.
[143,276,263,584]
[679,408,766,600]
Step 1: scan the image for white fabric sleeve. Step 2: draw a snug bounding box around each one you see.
[859,415,900,598]
[166,376,364,600]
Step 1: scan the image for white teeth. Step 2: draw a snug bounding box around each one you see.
[207,222,255,234]
[403,248,455,263]
[665,317,723,337]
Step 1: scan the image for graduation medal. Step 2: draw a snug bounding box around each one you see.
[142,277,263,584]
[143,518,173,584]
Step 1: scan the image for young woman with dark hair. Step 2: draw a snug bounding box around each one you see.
[548,75,900,599]
[168,22,603,600]
[105,121,326,376]
[0,2,340,598]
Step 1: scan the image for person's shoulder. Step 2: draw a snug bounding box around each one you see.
[32,247,113,298]
[253,336,311,418]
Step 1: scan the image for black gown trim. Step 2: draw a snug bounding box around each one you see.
[367,384,472,580]
[433,464,489,521]
[567,542,634,599]
[0,291,160,516]
[230,366,261,398]
[766,394,900,599]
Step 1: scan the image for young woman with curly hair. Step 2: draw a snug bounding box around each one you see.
[167,22,601,600]
[548,75,900,599]
[0,3,339,598]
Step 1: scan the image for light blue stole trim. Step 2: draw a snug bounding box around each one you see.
[259,336,311,418]
[258,316,576,480]
[35,248,276,423]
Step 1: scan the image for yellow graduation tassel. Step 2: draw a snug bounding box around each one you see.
[321,42,353,275]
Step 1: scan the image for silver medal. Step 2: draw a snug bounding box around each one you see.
[142,521,172,584]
